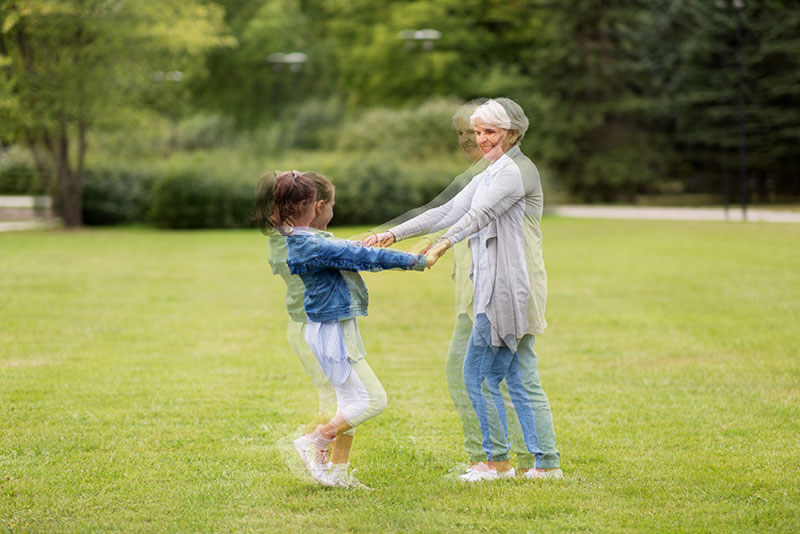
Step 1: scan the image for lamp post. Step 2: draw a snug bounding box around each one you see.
[267,52,308,114]
[715,0,747,220]
[397,29,441,95]
[268,52,308,73]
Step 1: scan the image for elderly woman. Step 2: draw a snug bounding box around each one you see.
[372,98,561,481]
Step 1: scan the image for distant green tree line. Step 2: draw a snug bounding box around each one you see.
[194,0,800,203]
[2,0,799,226]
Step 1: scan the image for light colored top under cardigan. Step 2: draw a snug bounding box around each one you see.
[389,145,547,351]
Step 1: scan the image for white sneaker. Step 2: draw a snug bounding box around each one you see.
[458,462,499,482]
[497,467,516,479]
[522,468,563,480]
[292,435,313,470]
[310,462,336,487]
[328,464,373,490]
[312,443,330,466]
[294,435,336,486]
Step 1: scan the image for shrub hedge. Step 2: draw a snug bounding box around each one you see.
[0,147,43,195]
[2,142,538,229]
[148,169,254,229]
[78,150,463,229]
[82,167,159,225]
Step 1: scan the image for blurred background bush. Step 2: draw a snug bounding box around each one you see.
[0,147,44,196]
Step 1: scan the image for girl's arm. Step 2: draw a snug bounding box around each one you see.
[287,234,427,275]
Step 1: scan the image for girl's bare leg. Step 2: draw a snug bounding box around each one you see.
[331,434,354,465]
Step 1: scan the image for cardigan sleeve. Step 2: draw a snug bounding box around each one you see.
[442,163,525,245]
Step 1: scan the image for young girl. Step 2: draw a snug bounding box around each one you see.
[254,170,428,489]
[258,171,350,483]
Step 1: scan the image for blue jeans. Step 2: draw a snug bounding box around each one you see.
[463,317,560,468]
[445,314,534,467]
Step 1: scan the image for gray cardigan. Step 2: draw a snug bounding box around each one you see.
[390,146,547,350]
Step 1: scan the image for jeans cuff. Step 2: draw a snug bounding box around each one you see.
[516,453,536,469]
[536,454,560,469]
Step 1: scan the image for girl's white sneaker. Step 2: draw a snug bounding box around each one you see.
[328,464,373,490]
[310,462,336,486]
[292,435,313,470]
[294,435,336,486]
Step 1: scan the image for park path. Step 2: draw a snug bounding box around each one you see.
[2,203,800,232]
[550,205,800,223]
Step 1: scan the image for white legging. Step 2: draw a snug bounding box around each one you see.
[339,360,387,427]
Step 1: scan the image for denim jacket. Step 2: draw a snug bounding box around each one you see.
[284,228,426,323]
[268,232,309,322]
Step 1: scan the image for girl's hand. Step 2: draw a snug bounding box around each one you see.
[425,239,450,269]
[407,237,435,255]
[363,231,395,247]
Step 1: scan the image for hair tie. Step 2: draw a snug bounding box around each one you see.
[291,170,300,180]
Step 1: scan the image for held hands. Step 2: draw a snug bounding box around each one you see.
[425,239,450,269]
[407,236,435,255]
[360,230,447,269]
[363,231,395,248]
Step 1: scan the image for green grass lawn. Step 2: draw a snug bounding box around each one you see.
[2,219,799,533]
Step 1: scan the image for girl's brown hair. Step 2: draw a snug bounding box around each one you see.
[253,170,333,233]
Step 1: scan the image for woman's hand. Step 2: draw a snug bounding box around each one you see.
[425,239,450,269]
[363,231,395,248]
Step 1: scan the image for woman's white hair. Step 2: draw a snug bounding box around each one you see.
[470,97,529,143]
[451,97,488,129]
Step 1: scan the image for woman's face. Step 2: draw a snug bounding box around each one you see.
[473,118,517,161]
[455,118,482,162]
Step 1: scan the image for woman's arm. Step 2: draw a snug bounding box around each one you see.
[441,164,525,245]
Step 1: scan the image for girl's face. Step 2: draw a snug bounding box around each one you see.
[310,190,335,230]
[473,118,517,161]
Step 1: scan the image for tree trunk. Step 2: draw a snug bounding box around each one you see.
[25,135,56,195]
[56,127,82,227]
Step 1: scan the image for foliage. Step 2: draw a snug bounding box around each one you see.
[82,167,159,226]
[0,146,41,194]
[140,148,463,229]
[193,1,800,203]
[2,221,799,531]
[284,97,346,151]
[170,113,239,152]
[674,1,800,201]
[335,98,464,157]
[329,154,456,225]
[191,0,312,127]
[149,169,253,229]
[526,0,675,202]
[4,1,800,208]
[0,0,234,225]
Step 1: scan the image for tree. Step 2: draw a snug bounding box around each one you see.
[675,1,800,201]
[191,0,312,127]
[525,0,674,201]
[0,0,233,226]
